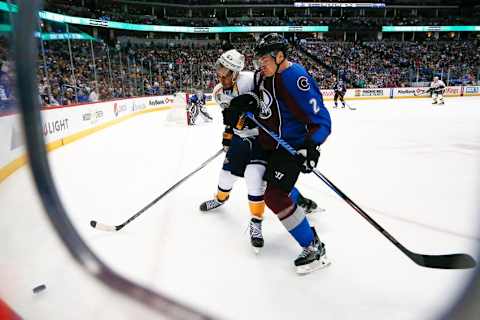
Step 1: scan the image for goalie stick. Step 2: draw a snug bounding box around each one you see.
[245,112,476,270]
[90,148,224,232]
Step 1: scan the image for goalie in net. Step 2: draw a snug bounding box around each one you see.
[187,88,213,125]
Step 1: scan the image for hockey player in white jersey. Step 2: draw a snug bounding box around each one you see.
[199,49,320,253]
[428,76,446,105]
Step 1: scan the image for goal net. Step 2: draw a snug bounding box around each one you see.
[165,92,191,126]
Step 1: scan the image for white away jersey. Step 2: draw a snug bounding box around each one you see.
[213,71,258,138]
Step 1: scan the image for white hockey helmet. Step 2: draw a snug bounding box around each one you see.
[216,49,245,76]
[433,76,439,81]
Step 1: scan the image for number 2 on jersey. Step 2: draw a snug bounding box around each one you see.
[309,98,319,114]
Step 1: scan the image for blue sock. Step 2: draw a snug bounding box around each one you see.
[289,187,301,203]
[280,205,314,247]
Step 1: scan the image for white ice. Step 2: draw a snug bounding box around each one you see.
[1,96,480,320]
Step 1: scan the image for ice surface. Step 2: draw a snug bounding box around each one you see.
[1,96,479,319]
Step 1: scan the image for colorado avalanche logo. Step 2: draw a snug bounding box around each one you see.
[297,76,310,91]
[259,88,273,119]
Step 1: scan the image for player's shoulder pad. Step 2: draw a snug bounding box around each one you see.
[282,63,314,93]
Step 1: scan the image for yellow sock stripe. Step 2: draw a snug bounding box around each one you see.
[249,201,265,219]
[223,132,233,140]
[216,191,230,202]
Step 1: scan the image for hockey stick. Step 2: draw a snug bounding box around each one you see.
[245,112,476,269]
[90,148,224,232]
[345,102,356,111]
[414,88,430,96]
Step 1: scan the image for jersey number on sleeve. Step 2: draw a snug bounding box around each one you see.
[309,98,319,114]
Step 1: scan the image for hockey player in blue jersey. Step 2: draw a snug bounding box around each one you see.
[228,33,331,274]
[188,89,212,125]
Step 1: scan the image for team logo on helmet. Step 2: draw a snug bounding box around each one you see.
[297,76,310,91]
[259,88,273,120]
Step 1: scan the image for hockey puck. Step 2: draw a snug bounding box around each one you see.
[90,220,97,228]
[33,284,46,294]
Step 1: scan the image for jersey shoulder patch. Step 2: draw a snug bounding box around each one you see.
[283,63,315,94]
[297,76,310,91]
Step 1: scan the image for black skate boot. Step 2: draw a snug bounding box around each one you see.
[249,218,264,254]
[297,194,323,214]
[199,195,228,212]
[294,227,330,275]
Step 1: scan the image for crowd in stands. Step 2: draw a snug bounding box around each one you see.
[29,37,478,107]
[26,36,480,105]
[300,40,479,88]
[0,6,478,112]
[0,34,476,112]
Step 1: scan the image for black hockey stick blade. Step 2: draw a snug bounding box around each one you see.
[90,220,123,232]
[313,169,477,270]
[90,148,224,232]
[408,252,476,270]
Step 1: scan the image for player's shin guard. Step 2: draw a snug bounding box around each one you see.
[218,169,236,195]
[438,94,444,105]
[265,187,313,246]
[278,205,314,247]
[200,169,235,212]
[245,164,266,220]
[278,205,330,274]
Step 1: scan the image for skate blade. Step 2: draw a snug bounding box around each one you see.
[296,256,331,275]
[305,207,326,214]
[252,247,261,255]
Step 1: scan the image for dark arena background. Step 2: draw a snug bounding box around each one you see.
[0,1,479,319]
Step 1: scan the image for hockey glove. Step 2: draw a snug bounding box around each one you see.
[222,107,241,127]
[296,139,321,174]
[229,92,260,114]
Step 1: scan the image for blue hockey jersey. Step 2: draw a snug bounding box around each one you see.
[256,63,331,149]
[189,93,205,105]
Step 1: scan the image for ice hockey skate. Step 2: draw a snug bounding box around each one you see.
[249,218,264,254]
[297,194,324,214]
[199,195,228,212]
[294,227,331,275]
